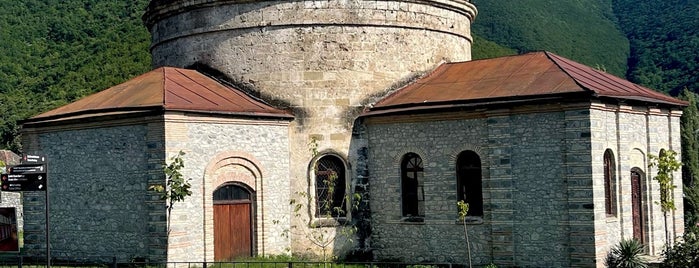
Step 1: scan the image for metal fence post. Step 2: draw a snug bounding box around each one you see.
[18,255,23,268]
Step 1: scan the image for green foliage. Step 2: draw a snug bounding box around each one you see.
[612,0,699,95]
[148,151,192,233]
[457,200,470,222]
[471,35,517,60]
[649,149,682,247]
[282,138,360,262]
[0,0,151,152]
[680,89,699,227]
[457,200,472,268]
[661,226,699,268]
[649,150,682,213]
[605,239,648,268]
[472,0,629,77]
[149,151,192,205]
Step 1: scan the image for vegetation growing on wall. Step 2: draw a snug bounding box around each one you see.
[281,139,361,261]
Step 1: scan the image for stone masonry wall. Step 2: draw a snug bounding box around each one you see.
[144,0,476,258]
[366,105,599,267]
[510,112,570,267]
[161,113,291,262]
[589,103,683,266]
[367,115,491,264]
[21,120,158,262]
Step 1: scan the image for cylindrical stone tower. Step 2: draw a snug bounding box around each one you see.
[143,0,476,256]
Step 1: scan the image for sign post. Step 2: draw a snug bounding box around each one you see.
[1,154,49,267]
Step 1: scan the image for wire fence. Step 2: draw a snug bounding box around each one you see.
[0,257,458,268]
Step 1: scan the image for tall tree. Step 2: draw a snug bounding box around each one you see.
[681,89,699,226]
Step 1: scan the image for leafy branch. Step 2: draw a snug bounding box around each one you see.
[457,200,472,268]
[148,151,192,234]
[277,138,360,262]
[649,149,681,247]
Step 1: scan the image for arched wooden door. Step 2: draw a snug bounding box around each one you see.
[214,184,254,261]
[631,170,645,244]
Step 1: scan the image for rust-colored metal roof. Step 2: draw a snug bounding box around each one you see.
[27,67,293,123]
[367,51,686,115]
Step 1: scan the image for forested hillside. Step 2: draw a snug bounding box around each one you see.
[612,0,699,95]
[0,0,151,150]
[472,0,629,77]
[0,0,697,152]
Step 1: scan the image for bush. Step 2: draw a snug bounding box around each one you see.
[605,239,648,268]
[662,226,699,267]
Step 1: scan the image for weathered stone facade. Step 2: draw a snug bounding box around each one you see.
[17,1,687,267]
[142,0,476,256]
[363,101,683,267]
[22,117,158,261]
[589,103,684,263]
[162,113,291,262]
[21,112,292,262]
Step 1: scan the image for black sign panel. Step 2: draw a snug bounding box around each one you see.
[1,154,48,192]
[22,154,46,164]
[8,164,46,174]
[2,173,46,191]
[1,173,46,191]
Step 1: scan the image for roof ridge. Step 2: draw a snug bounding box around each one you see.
[543,51,595,96]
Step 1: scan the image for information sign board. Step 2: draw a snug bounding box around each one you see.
[0,154,48,192]
[1,174,46,191]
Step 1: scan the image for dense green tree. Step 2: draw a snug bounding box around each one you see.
[0,0,151,152]
[612,0,699,95]
[682,90,699,227]
[472,0,629,77]
[471,35,517,60]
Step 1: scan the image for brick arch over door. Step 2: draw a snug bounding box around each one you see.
[203,151,265,262]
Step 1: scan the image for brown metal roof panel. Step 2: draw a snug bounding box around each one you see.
[161,68,289,114]
[30,67,292,122]
[374,52,587,108]
[33,70,166,119]
[547,52,686,105]
[524,65,584,95]
[370,51,685,114]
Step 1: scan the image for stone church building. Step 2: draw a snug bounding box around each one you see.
[19,0,685,267]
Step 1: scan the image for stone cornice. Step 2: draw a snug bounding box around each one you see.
[144,0,477,28]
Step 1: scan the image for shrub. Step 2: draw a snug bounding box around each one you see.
[662,226,699,267]
[605,239,648,268]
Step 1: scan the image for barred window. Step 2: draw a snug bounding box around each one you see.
[314,155,346,217]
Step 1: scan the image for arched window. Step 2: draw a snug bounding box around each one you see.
[214,184,252,203]
[456,151,483,217]
[604,149,617,216]
[314,155,346,217]
[401,153,424,218]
